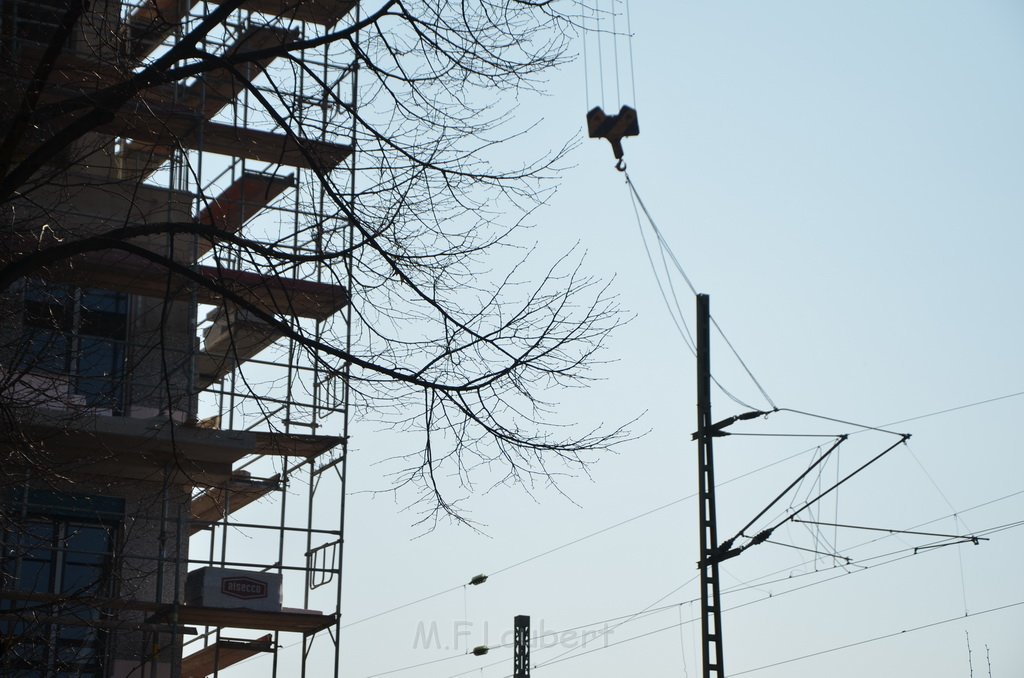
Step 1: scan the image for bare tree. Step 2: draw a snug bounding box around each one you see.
[0,1,629,673]
[1,0,625,519]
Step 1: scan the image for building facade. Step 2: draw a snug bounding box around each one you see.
[1,1,356,675]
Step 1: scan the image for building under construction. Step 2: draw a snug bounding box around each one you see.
[0,0,359,675]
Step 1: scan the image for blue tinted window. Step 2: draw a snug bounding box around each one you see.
[18,282,129,411]
[1,506,117,676]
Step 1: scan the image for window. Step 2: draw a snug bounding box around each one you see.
[20,281,129,413]
[1,490,123,677]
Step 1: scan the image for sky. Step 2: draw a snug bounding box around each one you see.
[214,2,1023,677]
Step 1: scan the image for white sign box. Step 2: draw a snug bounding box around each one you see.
[185,567,283,612]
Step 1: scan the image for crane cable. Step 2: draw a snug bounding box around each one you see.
[584,0,640,170]
[623,168,778,412]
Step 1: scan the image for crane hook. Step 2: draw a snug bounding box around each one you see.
[587,105,639,169]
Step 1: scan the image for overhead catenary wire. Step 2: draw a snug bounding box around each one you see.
[342,440,822,633]
[762,539,850,563]
[774,435,909,531]
[619,189,1024,426]
[714,431,910,563]
[585,83,1017,677]
[372,509,1024,678]
[524,593,1024,676]
[727,498,1024,592]
[342,477,1014,676]
[530,574,700,672]
[487,435,861,577]
[340,393,1022,632]
[905,439,972,530]
[791,518,985,544]
[366,649,472,678]
[778,407,908,437]
[571,511,1023,646]
[341,583,465,629]
[370,514,1022,678]
[731,436,846,542]
[529,518,1024,674]
[878,390,1024,428]
[729,600,1024,676]
[337,393,1021,658]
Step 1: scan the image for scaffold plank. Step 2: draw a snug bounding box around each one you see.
[0,413,343,482]
[252,432,342,458]
[189,474,281,535]
[242,0,358,26]
[154,606,337,633]
[127,0,358,61]
[126,0,198,61]
[28,253,347,321]
[181,635,274,677]
[196,265,350,319]
[195,172,296,255]
[110,110,353,171]
[188,26,299,119]
[120,25,299,174]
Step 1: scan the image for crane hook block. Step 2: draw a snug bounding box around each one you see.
[587,105,639,160]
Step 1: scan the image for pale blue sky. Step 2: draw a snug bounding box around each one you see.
[220,2,1024,677]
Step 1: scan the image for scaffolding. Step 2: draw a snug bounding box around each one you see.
[0,0,361,675]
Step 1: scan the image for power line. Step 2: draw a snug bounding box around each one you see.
[490,438,844,580]
[366,649,470,678]
[730,600,1024,676]
[722,492,1024,594]
[524,587,1024,675]
[341,444,815,633]
[781,391,1024,442]
[879,390,1024,428]
[491,495,688,576]
[777,407,908,437]
[791,518,985,544]
[344,468,1021,637]
[395,511,1024,678]
[343,477,1022,644]
[342,584,465,629]
[340,393,1023,632]
[529,518,1019,672]
[532,575,699,671]
[528,528,1024,675]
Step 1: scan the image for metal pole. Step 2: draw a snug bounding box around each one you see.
[513,615,530,678]
[696,294,725,678]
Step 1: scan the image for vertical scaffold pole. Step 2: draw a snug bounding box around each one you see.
[696,293,726,678]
